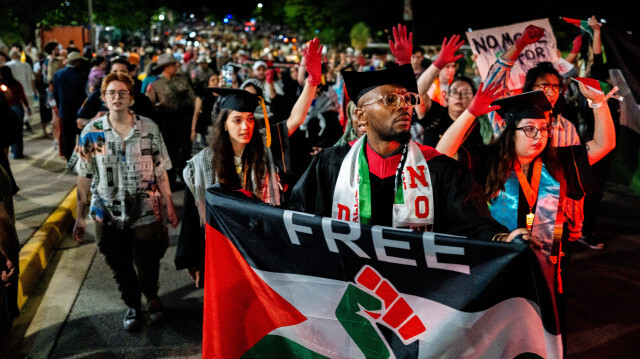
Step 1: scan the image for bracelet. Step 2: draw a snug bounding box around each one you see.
[491,233,508,242]
[588,99,607,108]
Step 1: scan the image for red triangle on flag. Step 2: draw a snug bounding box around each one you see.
[203,224,307,359]
[573,77,605,94]
[561,17,582,27]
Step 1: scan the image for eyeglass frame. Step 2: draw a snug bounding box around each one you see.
[359,92,420,109]
[516,125,552,138]
[103,90,131,99]
[447,89,474,99]
[532,83,563,94]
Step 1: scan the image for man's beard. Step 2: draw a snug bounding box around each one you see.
[378,128,411,143]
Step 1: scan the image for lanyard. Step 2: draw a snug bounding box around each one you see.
[514,157,543,230]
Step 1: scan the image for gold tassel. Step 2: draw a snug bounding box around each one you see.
[258,96,271,148]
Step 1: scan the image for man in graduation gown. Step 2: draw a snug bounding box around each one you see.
[290,64,516,241]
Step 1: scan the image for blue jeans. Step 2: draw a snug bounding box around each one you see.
[10,106,24,159]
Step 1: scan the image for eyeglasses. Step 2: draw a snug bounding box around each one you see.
[516,126,551,138]
[104,90,131,98]
[533,83,562,94]
[360,92,419,109]
[448,90,473,99]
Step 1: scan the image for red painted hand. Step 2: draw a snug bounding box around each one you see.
[514,25,545,51]
[433,35,465,70]
[388,23,413,66]
[467,82,503,117]
[303,37,323,86]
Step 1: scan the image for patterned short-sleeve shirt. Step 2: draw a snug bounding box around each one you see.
[77,114,172,229]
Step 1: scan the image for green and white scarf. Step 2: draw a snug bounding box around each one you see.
[332,135,434,229]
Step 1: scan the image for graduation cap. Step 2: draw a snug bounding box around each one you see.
[341,64,418,105]
[208,88,263,112]
[491,91,552,127]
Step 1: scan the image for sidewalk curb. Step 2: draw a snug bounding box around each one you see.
[17,187,77,309]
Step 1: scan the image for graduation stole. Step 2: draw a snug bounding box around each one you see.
[489,158,562,256]
[332,135,434,229]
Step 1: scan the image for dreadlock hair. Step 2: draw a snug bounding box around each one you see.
[210,108,266,192]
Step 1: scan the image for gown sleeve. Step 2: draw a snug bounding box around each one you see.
[289,144,350,216]
[557,144,599,200]
[428,154,509,241]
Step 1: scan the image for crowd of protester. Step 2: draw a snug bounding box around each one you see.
[0,15,619,350]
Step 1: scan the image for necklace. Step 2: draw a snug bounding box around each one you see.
[234,155,248,189]
[514,157,543,231]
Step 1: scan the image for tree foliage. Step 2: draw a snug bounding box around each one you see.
[350,22,370,51]
[282,0,367,45]
[93,0,163,30]
[1,0,164,45]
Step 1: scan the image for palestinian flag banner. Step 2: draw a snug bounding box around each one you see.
[203,186,562,358]
[572,77,614,95]
[560,17,594,38]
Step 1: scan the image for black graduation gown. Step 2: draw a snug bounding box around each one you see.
[417,101,483,148]
[459,144,598,229]
[289,141,509,241]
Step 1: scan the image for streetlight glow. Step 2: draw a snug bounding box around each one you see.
[159,14,165,21]
[257,3,263,8]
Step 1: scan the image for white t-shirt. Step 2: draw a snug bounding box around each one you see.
[6,60,35,97]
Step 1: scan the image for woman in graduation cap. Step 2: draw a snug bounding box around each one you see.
[436,83,615,343]
[175,38,324,287]
[437,85,615,245]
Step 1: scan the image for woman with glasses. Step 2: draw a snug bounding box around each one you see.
[522,62,581,148]
[475,25,590,259]
[436,86,615,344]
[418,76,487,147]
[437,87,614,242]
[437,89,614,331]
[73,72,179,331]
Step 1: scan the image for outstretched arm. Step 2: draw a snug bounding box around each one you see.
[501,25,545,62]
[415,35,465,118]
[564,35,582,64]
[578,81,615,164]
[286,37,323,136]
[588,15,602,56]
[436,82,502,158]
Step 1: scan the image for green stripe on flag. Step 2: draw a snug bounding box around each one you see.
[598,80,613,94]
[242,335,329,358]
[580,20,594,37]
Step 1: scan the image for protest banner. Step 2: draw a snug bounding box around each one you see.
[202,186,562,358]
[466,18,559,90]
